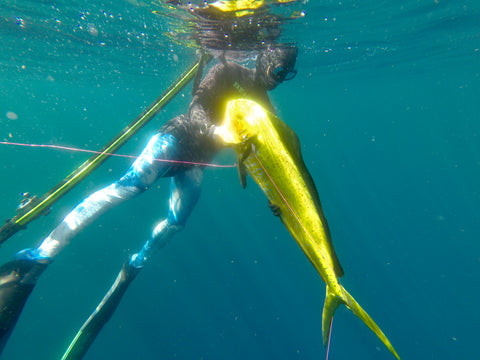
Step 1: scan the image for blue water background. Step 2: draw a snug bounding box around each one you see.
[1,1,479,359]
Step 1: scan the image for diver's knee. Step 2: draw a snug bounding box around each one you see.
[116,176,148,194]
[152,218,184,239]
[15,248,53,264]
[130,219,184,269]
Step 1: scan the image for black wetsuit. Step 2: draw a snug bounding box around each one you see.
[159,60,274,167]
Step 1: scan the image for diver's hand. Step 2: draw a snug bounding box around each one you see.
[213,124,255,146]
[212,124,232,145]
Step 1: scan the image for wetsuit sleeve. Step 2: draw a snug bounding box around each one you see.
[191,62,229,111]
[192,61,274,117]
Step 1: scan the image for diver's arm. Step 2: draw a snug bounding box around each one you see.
[191,62,227,107]
[192,61,251,108]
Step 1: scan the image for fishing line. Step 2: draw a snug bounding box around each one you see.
[0,141,236,168]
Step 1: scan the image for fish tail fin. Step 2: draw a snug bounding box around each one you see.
[322,285,343,345]
[322,284,400,360]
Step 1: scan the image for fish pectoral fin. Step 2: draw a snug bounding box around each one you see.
[268,200,281,217]
[235,140,256,189]
[237,153,248,189]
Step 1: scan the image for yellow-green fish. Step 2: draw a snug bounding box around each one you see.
[216,98,400,359]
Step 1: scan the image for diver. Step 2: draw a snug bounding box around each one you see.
[0,44,298,355]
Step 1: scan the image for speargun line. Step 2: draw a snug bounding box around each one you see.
[0,141,236,168]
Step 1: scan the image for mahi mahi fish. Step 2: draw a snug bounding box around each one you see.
[216,98,400,359]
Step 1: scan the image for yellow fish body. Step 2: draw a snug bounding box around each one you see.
[216,99,400,359]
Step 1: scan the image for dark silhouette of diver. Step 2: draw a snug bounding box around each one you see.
[0,44,298,355]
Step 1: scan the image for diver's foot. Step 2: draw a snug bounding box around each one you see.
[0,259,47,354]
[119,259,141,288]
[86,259,140,325]
[61,259,141,360]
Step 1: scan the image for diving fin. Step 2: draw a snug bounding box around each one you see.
[61,259,140,360]
[0,259,47,355]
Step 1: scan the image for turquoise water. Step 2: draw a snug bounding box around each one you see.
[1,1,479,359]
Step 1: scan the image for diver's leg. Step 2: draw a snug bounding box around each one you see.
[62,167,203,359]
[131,166,204,267]
[0,133,178,354]
[30,133,179,261]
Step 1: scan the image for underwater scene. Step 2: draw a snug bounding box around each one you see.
[0,1,479,359]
